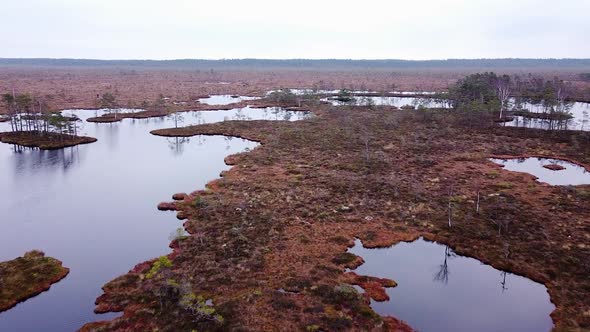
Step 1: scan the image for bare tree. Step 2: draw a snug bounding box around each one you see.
[495,75,511,119]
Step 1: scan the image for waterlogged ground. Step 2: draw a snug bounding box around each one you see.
[505,101,590,131]
[197,95,261,105]
[322,96,450,108]
[348,238,555,332]
[490,157,590,186]
[0,107,307,331]
[266,89,439,96]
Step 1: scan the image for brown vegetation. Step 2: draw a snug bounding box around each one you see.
[81,103,590,331]
[509,110,574,121]
[544,164,566,171]
[0,131,97,149]
[2,67,589,115]
[0,250,69,312]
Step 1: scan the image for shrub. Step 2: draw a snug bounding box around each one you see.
[267,89,297,104]
[331,252,357,265]
[179,292,224,324]
[146,256,173,279]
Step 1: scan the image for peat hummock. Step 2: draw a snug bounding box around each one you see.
[0,251,69,312]
[0,131,97,149]
[86,109,168,123]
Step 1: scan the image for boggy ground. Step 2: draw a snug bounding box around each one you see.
[0,131,97,149]
[0,250,69,312]
[2,67,589,115]
[84,105,590,331]
[84,100,281,123]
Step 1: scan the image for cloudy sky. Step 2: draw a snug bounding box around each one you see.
[2,0,588,60]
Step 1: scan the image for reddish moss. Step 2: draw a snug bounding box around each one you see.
[88,105,590,330]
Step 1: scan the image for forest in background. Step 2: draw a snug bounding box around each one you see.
[1,58,590,71]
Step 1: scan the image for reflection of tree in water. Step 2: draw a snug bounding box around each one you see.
[232,108,249,121]
[271,107,282,120]
[512,116,573,131]
[282,111,293,121]
[434,245,454,284]
[191,112,206,126]
[93,121,120,149]
[193,135,206,146]
[12,145,81,173]
[224,136,234,150]
[149,116,167,125]
[167,112,184,128]
[167,137,190,155]
[500,271,509,293]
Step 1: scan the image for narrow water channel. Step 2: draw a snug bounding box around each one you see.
[197,95,260,105]
[0,107,308,331]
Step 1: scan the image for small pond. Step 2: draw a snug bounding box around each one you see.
[490,157,590,186]
[0,106,308,331]
[323,96,451,108]
[504,101,590,131]
[348,238,555,332]
[266,89,377,96]
[197,95,260,105]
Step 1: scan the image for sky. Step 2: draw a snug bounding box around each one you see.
[1,0,589,60]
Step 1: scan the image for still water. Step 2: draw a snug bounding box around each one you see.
[490,157,590,186]
[504,101,590,131]
[197,95,260,105]
[323,96,450,108]
[348,238,555,332]
[0,106,308,331]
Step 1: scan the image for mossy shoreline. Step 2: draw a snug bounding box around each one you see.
[82,105,590,331]
[0,131,97,149]
[0,250,69,312]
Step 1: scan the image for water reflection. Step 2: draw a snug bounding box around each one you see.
[166,137,190,155]
[9,146,82,174]
[198,95,260,105]
[0,105,308,331]
[322,96,450,108]
[504,101,590,131]
[347,238,554,332]
[433,245,453,284]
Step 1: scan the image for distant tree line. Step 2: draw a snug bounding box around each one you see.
[1,58,589,70]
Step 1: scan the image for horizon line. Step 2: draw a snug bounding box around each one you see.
[1,57,590,61]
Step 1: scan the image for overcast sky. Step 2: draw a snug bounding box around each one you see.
[2,0,589,60]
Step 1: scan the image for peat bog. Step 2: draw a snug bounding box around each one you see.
[0,106,307,331]
[1,68,590,331]
[490,157,590,186]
